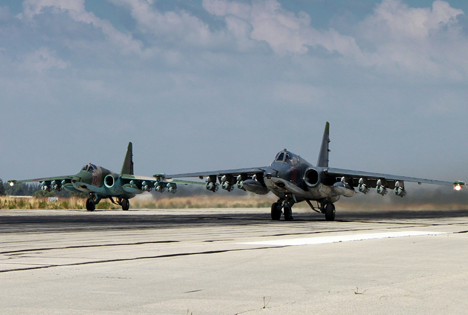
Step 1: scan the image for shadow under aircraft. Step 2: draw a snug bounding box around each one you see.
[9,143,180,211]
[160,122,465,221]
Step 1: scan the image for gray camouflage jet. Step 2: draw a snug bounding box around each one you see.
[9,143,179,211]
[160,122,464,221]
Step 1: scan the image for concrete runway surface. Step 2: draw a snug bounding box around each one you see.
[1,207,468,314]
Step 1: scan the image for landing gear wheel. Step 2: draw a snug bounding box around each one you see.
[324,203,335,221]
[121,198,130,211]
[283,206,293,221]
[271,202,282,220]
[86,198,95,211]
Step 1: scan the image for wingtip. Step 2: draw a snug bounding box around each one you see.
[325,121,329,134]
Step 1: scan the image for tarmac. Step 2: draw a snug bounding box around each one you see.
[1,207,468,314]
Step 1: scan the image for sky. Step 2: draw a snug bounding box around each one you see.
[1,0,468,191]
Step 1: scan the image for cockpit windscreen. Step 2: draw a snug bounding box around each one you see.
[81,163,97,173]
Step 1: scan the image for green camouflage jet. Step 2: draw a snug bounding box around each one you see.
[8,143,178,211]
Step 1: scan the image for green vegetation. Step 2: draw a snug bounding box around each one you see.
[0,179,5,196]
[2,180,39,196]
[0,195,277,210]
[33,190,56,198]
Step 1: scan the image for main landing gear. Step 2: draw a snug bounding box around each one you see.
[305,200,336,221]
[121,198,130,211]
[271,196,295,221]
[110,196,130,211]
[323,203,335,221]
[86,194,130,211]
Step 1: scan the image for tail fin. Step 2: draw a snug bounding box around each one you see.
[121,142,134,175]
[317,122,330,167]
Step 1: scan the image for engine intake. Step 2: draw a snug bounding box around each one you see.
[104,175,116,188]
[304,168,321,188]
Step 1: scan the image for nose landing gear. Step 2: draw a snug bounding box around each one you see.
[270,195,296,221]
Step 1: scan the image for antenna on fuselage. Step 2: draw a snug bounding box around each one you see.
[317,122,330,167]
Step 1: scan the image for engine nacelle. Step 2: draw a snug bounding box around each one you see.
[104,174,116,188]
[304,167,321,188]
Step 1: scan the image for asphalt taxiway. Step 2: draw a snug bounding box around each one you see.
[1,208,468,314]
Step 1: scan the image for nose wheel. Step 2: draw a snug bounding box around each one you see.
[86,197,95,211]
[323,203,335,221]
[270,196,295,221]
[121,198,130,211]
[271,202,282,220]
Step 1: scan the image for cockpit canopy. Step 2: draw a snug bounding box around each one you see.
[81,163,97,173]
[274,150,299,165]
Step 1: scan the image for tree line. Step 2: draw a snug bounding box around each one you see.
[0,179,87,198]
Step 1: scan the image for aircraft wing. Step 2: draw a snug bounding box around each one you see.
[160,167,269,180]
[8,176,75,186]
[325,167,455,188]
[120,174,204,186]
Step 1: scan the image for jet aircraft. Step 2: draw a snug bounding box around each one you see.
[160,122,464,221]
[9,143,179,211]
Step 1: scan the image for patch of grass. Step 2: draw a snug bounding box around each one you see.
[96,201,115,210]
[38,201,47,209]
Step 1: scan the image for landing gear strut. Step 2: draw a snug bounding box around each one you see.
[116,197,130,211]
[270,196,295,221]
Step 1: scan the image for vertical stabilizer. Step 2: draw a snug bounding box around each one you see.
[317,122,330,167]
[121,142,134,175]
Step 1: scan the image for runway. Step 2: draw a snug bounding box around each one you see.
[1,207,468,314]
